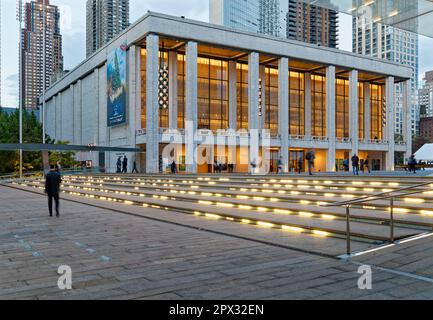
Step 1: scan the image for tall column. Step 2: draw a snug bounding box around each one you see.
[278,57,289,172]
[364,83,371,141]
[146,34,159,173]
[185,41,198,173]
[248,52,260,172]
[326,66,336,172]
[168,51,178,130]
[128,45,137,149]
[386,76,395,171]
[349,70,359,160]
[228,61,237,130]
[402,80,412,159]
[304,72,312,138]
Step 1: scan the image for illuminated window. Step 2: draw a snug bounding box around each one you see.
[265,67,279,136]
[140,48,146,129]
[370,84,384,140]
[237,63,249,130]
[336,78,349,138]
[197,58,228,130]
[311,74,326,137]
[289,71,305,136]
[358,83,365,139]
[177,53,185,129]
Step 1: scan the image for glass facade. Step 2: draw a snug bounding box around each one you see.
[177,54,185,129]
[370,84,384,140]
[264,67,279,136]
[311,74,326,137]
[289,71,305,136]
[335,78,349,138]
[197,57,229,130]
[237,63,249,130]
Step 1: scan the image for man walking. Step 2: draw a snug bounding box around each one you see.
[132,161,138,173]
[351,154,360,176]
[122,156,128,173]
[45,166,62,217]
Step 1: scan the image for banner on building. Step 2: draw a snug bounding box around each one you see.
[107,44,127,127]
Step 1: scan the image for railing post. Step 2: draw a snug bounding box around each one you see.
[346,205,351,256]
[390,197,395,243]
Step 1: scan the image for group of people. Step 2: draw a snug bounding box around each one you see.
[116,156,138,174]
[348,154,371,176]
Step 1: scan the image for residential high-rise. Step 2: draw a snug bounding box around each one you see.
[21,0,63,109]
[419,71,433,118]
[352,4,419,137]
[259,0,281,37]
[286,0,338,48]
[86,0,130,57]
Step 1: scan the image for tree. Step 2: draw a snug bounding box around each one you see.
[0,108,78,174]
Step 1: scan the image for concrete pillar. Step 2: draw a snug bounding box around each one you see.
[146,34,160,173]
[135,47,142,133]
[128,46,137,149]
[386,76,395,171]
[364,83,371,141]
[278,57,289,172]
[248,52,260,172]
[402,80,412,159]
[169,51,178,130]
[228,61,237,130]
[304,72,312,138]
[326,66,336,172]
[185,41,198,173]
[349,70,359,161]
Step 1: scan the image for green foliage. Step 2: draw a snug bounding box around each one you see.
[0,108,78,174]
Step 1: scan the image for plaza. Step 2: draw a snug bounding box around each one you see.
[2,172,433,299]
[43,12,413,175]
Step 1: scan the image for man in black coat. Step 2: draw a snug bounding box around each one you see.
[122,156,128,173]
[45,166,62,217]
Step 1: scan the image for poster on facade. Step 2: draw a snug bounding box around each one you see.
[107,44,127,127]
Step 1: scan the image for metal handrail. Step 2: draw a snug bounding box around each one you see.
[322,180,433,256]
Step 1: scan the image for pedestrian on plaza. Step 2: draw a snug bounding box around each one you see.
[277,157,283,174]
[306,150,315,176]
[360,159,365,173]
[298,157,303,174]
[408,154,417,174]
[228,162,234,173]
[171,161,177,174]
[364,157,371,174]
[132,161,138,174]
[351,154,360,176]
[45,165,62,218]
[122,156,128,173]
[343,159,349,172]
[116,156,122,173]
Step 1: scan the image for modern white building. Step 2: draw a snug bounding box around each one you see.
[352,7,419,137]
[43,12,412,174]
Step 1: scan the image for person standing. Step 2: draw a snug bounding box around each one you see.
[351,154,360,176]
[122,156,128,173]
[116,156,122,173]
[408,154,417,174]
[277,157,283,174]
[171,161,177,174]
[132,161,138,173]
[306,150,315,176]
[298,157,303,174]
[364,157,371,174]
[45,166,62,217]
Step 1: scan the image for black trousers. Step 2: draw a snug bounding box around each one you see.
[48,193,60,216]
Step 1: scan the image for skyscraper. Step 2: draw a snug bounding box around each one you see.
[21,0,63,109]
[352,3,419,136]
[86,0,130,57]
[286,0,338,48]
[210,0,338,47]
[419,71,433,118]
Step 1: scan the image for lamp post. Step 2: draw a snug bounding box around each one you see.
[16,0,23,179]
[42,0,46,145]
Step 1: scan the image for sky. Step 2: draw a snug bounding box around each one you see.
[1,0,433,108]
